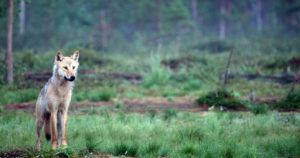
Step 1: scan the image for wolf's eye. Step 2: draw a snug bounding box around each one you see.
[64,66,68,70]
[72,66,75,69]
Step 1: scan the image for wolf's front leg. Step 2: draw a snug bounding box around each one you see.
[57,110,68,148]
[51,111,58,149]
[62,111,69,147]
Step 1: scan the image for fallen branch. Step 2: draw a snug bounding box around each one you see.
[219,73,296,84]
[289,70,300,94]
[23,70,142,82]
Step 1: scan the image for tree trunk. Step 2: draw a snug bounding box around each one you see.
[6,0,14,84]
[191,0,198,25]
[223,50,233,88]
[219,0,227,40]
[175,35,180,55]
[100,10,107,50]
[156,0,162,50]
[289,70,300,94]
[253,0,263,33]
[19,0,26,35]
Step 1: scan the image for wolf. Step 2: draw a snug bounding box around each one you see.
[35,51,79,150]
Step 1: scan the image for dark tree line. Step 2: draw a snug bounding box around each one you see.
[0,0,300,84]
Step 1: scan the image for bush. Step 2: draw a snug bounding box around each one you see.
[196,89,245,110]
[273,91,300,110]
[250,104,268,115]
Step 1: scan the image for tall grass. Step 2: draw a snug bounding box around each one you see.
[0,87,39,104]
[0,110,299,157]
[142,53,172,88]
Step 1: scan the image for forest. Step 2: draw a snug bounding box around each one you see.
[0,0,300,157]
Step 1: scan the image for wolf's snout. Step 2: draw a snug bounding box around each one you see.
[64,76,75,81]
[70,76,75,81]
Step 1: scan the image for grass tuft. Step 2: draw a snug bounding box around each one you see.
[113,143,138,157]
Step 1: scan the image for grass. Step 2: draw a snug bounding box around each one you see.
[0,87,39,104]
[0,51,299,104]
[0,109,299,157]
[73,87,117,102]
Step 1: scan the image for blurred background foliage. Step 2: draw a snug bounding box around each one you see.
[0,0,299,108]
[0,0,300,53]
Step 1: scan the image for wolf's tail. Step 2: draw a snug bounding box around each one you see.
[44,112,51,141]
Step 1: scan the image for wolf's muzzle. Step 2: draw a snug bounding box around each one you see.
[64,76,75,82]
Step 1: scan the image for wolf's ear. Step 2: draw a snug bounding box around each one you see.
[56,51,63,61]
[72,51,79,61]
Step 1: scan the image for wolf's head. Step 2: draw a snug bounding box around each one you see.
[54,51,80,82]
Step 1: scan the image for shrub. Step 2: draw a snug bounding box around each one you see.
[196,89,245,110]
[273,91,300,110]
[250,104,268,115]
[0,105,3,113]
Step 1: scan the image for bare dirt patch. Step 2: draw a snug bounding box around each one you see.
[4,95,291,113]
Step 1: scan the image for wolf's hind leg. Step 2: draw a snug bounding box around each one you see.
[36,115,45,150]
[44,112,51,141]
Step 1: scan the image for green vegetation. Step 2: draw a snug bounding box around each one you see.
[249,104,269,115]
[0,86,39,104]
[0,0,300,157]
[73,88,117,102]
[196,89,245,110]
[273,90,300,110]
[0,110,299,157]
